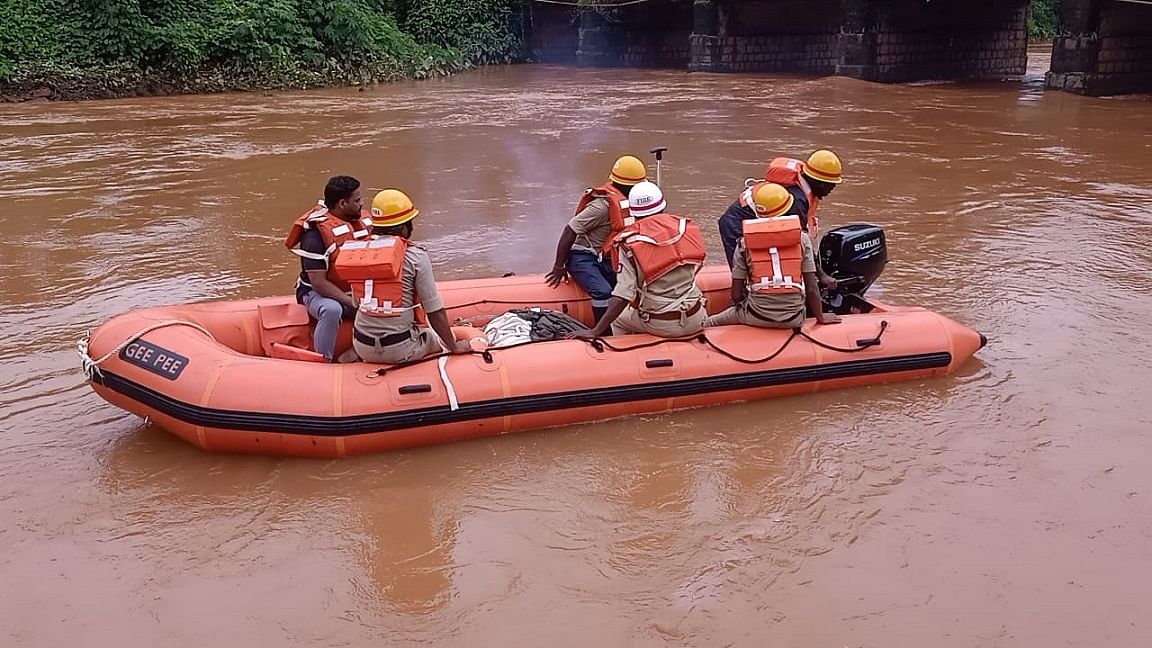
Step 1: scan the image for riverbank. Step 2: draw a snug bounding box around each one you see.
[1,0,1060,103]
[0,57,468,103]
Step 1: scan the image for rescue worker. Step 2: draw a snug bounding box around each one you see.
[346,190,469,364]
[706,183,841,329]
[571,182,708,340]
[717,150,844,285]
[545,155,647,324]
[285,175,374,362]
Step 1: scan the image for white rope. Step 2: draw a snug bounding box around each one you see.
[437,355,460,411]
[77,320,216,381]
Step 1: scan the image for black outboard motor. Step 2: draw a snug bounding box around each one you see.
[819,224,888,315]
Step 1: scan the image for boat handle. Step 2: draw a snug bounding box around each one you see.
[855,320,890,348]
[645,359,674,368]
[398,384,433,395]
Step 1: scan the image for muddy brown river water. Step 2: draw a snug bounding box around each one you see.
[2,48,1151,646]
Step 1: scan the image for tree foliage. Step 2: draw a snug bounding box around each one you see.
[1029,0,1061,41]
[404,0,523,65]
[0,0,524,96]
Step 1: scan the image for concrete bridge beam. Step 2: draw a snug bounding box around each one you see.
[836,0,879,80]
[576,9,627,68]
[682,0,1027,83]
[535,0,1152,94]
[689,0,723,71]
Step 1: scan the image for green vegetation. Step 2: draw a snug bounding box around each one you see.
[1029,0,1061,41]
[0,0,524,100]
[0,0,1068,101]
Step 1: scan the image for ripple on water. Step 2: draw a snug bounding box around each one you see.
[2,59,1152,646]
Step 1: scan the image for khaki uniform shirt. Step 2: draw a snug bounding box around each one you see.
[353,244,447,363]
[610,246,706,337]
[730,232,816,327]
[612,250,704,314]
[567,197,612,253]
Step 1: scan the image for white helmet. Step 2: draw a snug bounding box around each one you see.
[627,181,666,218]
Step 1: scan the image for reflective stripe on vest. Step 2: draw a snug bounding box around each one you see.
[739,185,755,209]
[358,277,422,317]
[331,237,426,321]
[757,159,821,239]
[749,247,804,292]
[744,215,804,295]
[285,207,374,284]
[618,214,708,287]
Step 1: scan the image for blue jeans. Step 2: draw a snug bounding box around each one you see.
[567,250,616,319]
[302,290,344,361]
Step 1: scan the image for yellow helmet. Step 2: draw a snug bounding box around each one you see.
[752,182,794,217]
[802,149,843,184]
[370,189,419,227]
[608,155,647,186]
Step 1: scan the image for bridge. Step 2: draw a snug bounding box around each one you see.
[527,0,1152,96]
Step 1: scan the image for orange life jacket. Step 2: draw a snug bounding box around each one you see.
[330,235,407,317]
[738,181,766,210]
[285,202,374,292]
[330,236,425,323]
[575,183,633,254]
[761,157,821,240]
[616,214,708,287]
[743,215,805,295]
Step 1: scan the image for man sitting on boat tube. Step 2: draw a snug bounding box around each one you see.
[706,183,841,330]
[545,155,648,324]
[285,175,374,362]
[336,190,469,364]
[717,150,843,289]
[570,182,708,340]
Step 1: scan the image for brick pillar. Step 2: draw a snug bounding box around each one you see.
[689,0,723,71]
[836,0,877,80]
[1046,0,1103,93]
[576,9,626,67]
[1047,0,1152,95]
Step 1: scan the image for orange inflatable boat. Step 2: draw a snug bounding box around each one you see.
[79,225,985,458]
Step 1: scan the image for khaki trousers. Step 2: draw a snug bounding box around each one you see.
[354,327,445,365]
[705,305,803,330]
[611,306,707,338]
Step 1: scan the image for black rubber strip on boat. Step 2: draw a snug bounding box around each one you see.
[92,352,952,436]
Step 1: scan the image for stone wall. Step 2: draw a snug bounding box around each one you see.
[715,0,842,73]
[619,1,695,68]
[716,34,840,72]
[871,0,1027,82]
[1049,1,1152,95]
[526,0,1152,95]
